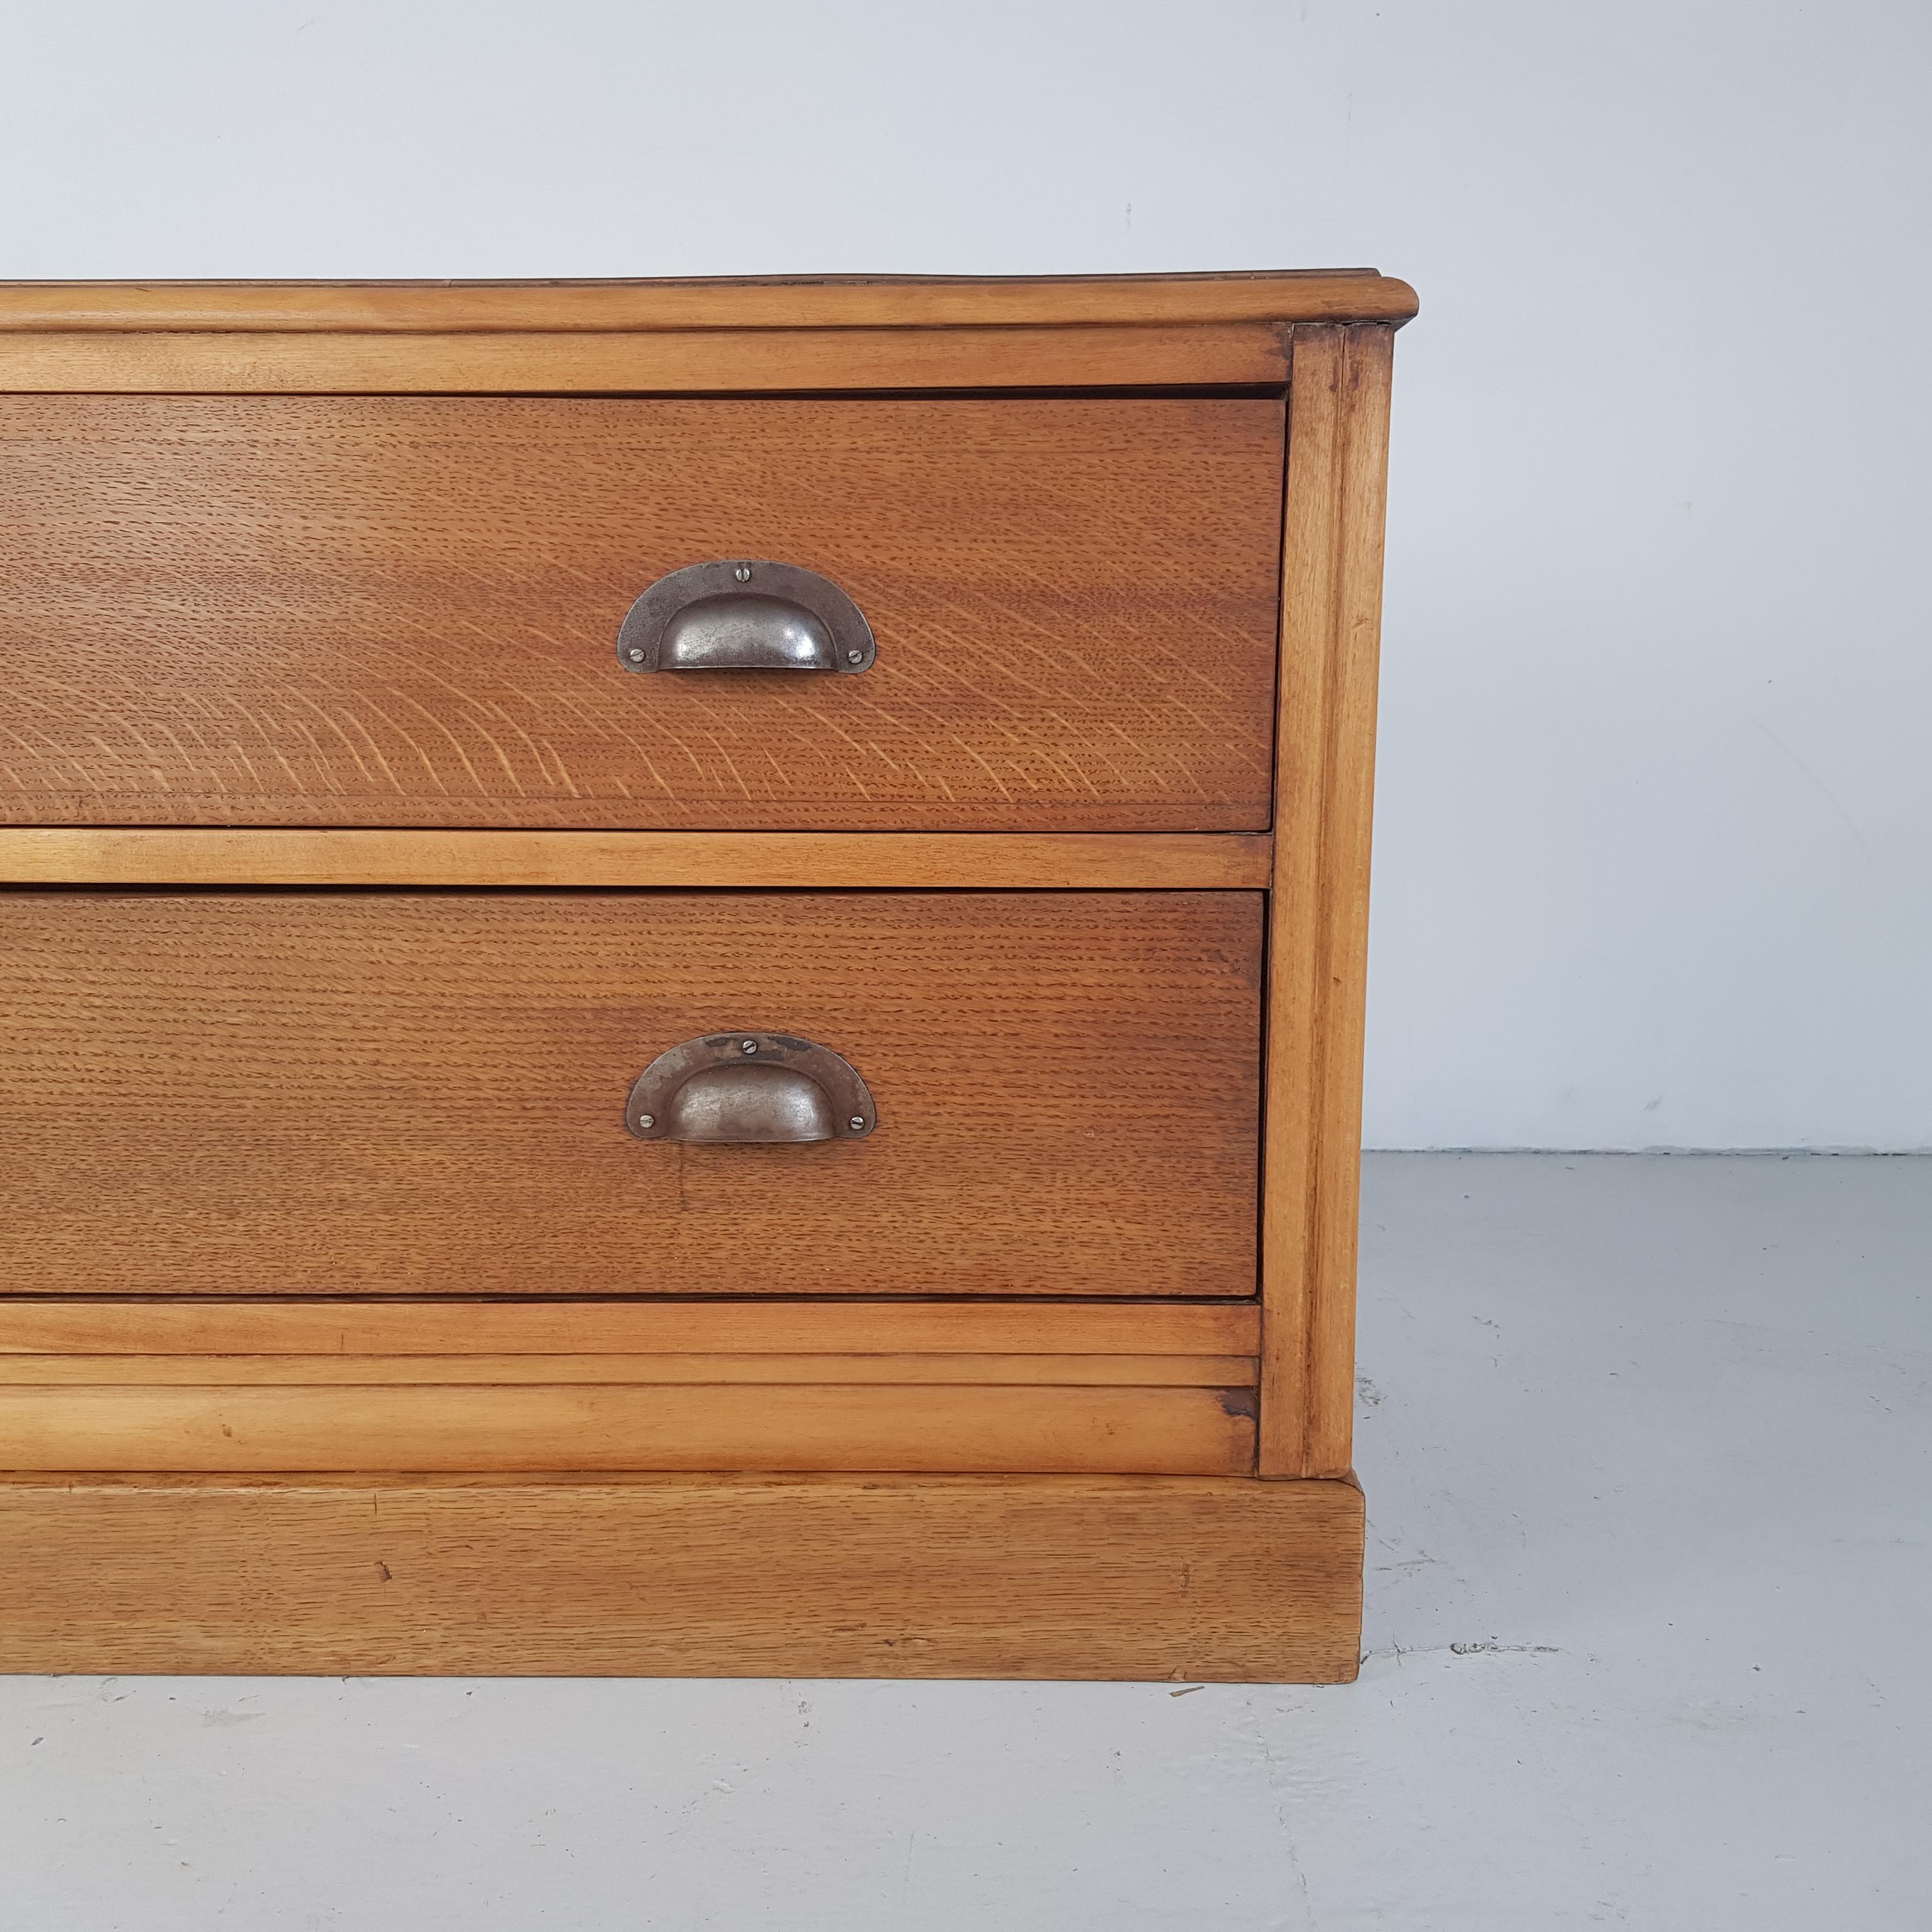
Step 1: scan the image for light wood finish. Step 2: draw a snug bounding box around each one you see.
[0,1471,1366,1680]
[1259,325,1395,1476]
[0,891,1263,1298]
[0,395,1281,831]
[0,268,1408,1679]
[0,828,1271,889]
[0,270,1419,332]
[0,326,1287,395]
[0,1383,1254,1475]
[0,1353,1255,1387]
[0,1298,1261,1358]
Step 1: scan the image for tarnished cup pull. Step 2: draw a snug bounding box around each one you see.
[625,1034,877,1144]
[616,561,876,673]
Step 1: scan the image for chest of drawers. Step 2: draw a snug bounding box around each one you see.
[0,270,1412,1682]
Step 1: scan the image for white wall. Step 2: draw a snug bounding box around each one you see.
[2,0,1927,1149]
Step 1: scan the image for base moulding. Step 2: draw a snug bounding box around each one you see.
[0,1470,1364,1682]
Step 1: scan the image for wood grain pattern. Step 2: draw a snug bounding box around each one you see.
[0,1353,1256,1387]
[0,1299,1262,1358]
[0,395,1282,830]
[0,1471,1367,1680]
[0,270,1420,331]
[0,266,1407,1680]
[1259,325,1395,1476]
[0,828,1271,889]
[0,325,1288,394]
[0,891,1263,1298]
[0,1383,1254,1475]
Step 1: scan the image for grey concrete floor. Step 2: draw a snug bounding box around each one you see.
[3,1153,1928,1929]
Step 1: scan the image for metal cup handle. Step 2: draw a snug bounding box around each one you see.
[616,562,876,674]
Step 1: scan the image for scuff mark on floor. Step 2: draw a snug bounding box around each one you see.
[199,1708,268,1729]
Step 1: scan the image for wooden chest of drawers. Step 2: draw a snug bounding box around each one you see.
[0,270,1412,1682]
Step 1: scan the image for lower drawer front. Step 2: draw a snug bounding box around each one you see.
[0,889,1262,1298]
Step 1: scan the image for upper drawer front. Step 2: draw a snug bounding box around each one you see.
[0,889,1261,1298]
[0,395,1283,831]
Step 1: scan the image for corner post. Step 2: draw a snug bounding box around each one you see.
[1259,322,1396,1477]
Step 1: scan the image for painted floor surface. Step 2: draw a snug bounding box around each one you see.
[2,1153,1927,1930]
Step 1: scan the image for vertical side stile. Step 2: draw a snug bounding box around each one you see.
[1260,324,1395,1477]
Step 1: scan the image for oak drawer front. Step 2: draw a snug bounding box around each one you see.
[0,890,1262,1297]
[0,395,1282,832]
